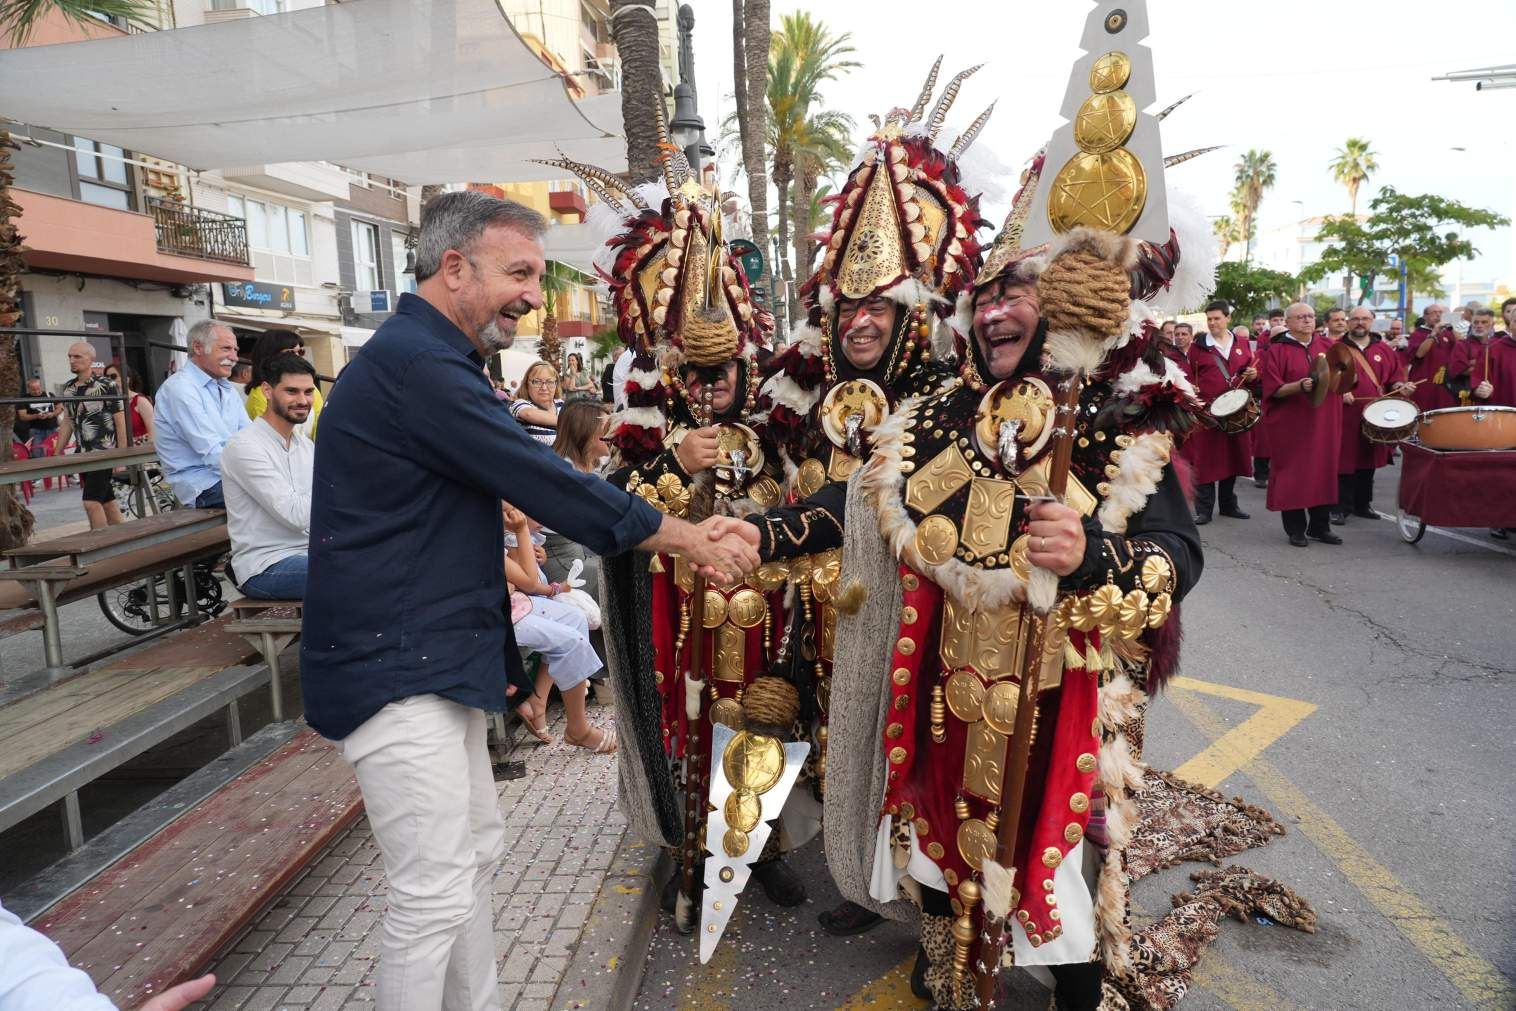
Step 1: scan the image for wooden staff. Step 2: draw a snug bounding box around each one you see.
[971,369,1086,1006]
[676,382,717,934]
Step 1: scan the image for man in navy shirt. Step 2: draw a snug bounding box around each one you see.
[302,191,758,1011]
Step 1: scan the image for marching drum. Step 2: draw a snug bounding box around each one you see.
[1360,397,1419,445]
[1416,405,1516,451]
[1207,387,1260,435]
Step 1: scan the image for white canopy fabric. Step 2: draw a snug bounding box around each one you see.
[0,0,627,184]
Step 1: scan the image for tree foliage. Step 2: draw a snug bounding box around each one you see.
[1327,137,1378,217]
[1300,187,1508,306]
[1212,261,1300,320]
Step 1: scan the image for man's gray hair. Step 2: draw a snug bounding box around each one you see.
[1473,306,1496,318]
[187,318,231,353]
[414,191,547,282]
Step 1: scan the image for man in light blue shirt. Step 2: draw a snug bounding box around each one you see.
[154,320,250,508]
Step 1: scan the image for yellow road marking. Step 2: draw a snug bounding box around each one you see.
[835,953,924,1010]
[1191,957,1302,1011]
[1168,676,1317,789]
[1168,687,1516,1011]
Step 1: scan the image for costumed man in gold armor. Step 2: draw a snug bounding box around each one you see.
[745,57,997,938]
[541,142,815,931]
[744,6,1227,1006]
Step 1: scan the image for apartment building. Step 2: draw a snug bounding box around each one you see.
[4,10,249,393]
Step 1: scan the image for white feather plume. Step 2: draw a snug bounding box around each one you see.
[1145,187,1218,315]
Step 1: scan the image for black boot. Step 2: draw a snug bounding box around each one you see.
[751,858,807,907]
[910,946,931,1000]
[818,899,883,936]
[1050,962,1104,1011]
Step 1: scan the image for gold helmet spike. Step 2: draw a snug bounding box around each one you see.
[949,101,997,161]
[908,55,945,122]
[926,64,985,140]
[1156,93,1194,121]
[978,152,1046,287]
[1164,145,1223,168]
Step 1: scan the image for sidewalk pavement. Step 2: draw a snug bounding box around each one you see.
[193,704,662,1011]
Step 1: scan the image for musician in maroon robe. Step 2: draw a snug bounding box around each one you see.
[1251,323,1284,488]
[1404,303,1460,411]
[1333,307,1413,522]
[1259,303,1344,547]
[1448,306,1516,408]
[1322,307,1348,343]
[1188,301,1257,523]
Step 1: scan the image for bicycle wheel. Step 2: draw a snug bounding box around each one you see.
[98,576,170,635]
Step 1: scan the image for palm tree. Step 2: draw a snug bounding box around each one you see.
[610,0,665,182]
[1328,137,1378,218]
[536,260,594,368]
[1232,149,1277,264]
[766,13,859,321]
[731,0,772,268]
[1326,137,1378,305]
[1,0,154,550]
[1212,215,1236,260]
[788,112,854,285]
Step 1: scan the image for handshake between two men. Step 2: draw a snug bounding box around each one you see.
[635,514,761,585]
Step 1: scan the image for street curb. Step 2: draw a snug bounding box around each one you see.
[551,831,667,1010]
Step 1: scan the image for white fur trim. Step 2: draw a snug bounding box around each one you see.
[1044,328,1115,375]
[863,401,1030,610]
[610,406,666,431]
[684,674,705,722]
[1095,430,1173,535]
[1145,187,1218,315]
[980,857,1017,920]
[758,371,820,417]
[1026,566,1059,615]
[951,291,976,351]
[626,366,662,391]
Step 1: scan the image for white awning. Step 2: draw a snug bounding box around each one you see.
[215,311,343,338]
[0,0,626,184]
[341,326,377,348]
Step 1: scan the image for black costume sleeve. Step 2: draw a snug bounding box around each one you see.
[1058,465,1203,602]
[606,448,695,519]
[744,480,848,562]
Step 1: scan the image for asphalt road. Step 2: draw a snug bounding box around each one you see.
[632,460,1516,1010]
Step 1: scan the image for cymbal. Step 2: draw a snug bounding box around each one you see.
[1325,341,1359,395]
[1309,354,1332,407]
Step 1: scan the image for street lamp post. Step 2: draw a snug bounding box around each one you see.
[669,83,705,176]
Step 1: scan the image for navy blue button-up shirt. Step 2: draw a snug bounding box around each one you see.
[300,293,662,740]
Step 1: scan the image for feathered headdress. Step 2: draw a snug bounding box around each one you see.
[534,110,769,461]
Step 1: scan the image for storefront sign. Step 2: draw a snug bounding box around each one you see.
[222,281,296,311]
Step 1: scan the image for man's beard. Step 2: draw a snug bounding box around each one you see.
[478,320,516,354]
[270,402,310,426]
[1349,327,1370,341]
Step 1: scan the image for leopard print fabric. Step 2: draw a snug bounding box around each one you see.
[919,911,975,1010]
[1125,770,1285,881]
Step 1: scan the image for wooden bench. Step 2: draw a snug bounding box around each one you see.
[224,599,304,721]
[0,611,279,851]
[23,725,363,1009]
[0,525,230,670]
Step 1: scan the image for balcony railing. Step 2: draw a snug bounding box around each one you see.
[147,196,251,266]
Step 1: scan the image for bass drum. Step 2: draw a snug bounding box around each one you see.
[1207,388,1260,435]
[1416,405,1516,451]
[1361,397,1418,445]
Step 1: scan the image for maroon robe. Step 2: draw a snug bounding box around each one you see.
[1404,325,1460,411]
[1250,332,1275,459]
[1337,336,1406,473]
[1449,333,1516,408]
[1260,333,1342,511]
[1186,332,1255,484]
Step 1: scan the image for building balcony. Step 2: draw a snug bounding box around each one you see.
[557,319,594,338]
[220,161,351,202]
[147,197,252,267]
[14,188,254,285]
[549,189,588,218]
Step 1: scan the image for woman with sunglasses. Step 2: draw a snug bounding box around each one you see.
[244,329,324,439]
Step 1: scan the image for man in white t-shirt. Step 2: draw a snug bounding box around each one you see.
[221,352,316,599]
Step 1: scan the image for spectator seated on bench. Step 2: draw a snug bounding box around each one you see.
[222,352,315,601]
[154,320,250,510]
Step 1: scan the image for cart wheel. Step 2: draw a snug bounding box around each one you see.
[1396,509,1426,544]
